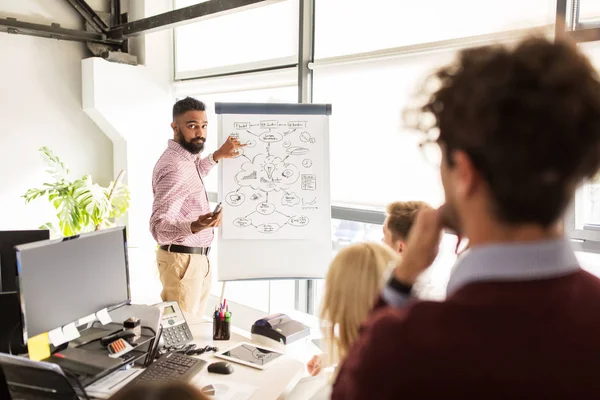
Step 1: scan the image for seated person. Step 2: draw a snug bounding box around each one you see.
[109,381,209,400]
[306,242,398,379]
[332,37,600,399]
[382,200,430,254]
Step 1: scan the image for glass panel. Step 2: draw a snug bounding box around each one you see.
[313,52,454,208]
[315,0,555,58]
[577,42,600,229]
[582,178,600,226]
[174,0,298,76]
[314,219,458,315]
[580,0,600,22]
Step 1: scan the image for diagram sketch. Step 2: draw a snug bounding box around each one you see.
[220,114,326,240]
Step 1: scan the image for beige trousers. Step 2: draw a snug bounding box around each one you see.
[156,248,212,317]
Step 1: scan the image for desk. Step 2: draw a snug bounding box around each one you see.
[184,314,307,400]
[87,314,316,399]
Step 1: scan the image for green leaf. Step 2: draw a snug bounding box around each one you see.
[56,195,82,237]
[73,176,111,227]
[39,146,70,181]
[108,182,131,220]
[23,147,130,236]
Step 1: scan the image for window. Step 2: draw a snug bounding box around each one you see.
[174,0,299,79]
[580,0,600,22]
[569,41,600,242]
[314,0,556,58]
[314,218,459,315]
[313,51,454,208]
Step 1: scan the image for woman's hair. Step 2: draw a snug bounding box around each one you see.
[109,382,209,400]
[320,242,398,363]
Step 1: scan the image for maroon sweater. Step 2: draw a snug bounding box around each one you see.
[332,270,600,399]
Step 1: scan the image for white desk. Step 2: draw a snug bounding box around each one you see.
[87,314,317,399]
[184,315,307,400]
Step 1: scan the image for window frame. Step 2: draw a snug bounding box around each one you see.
[170,0,598,318]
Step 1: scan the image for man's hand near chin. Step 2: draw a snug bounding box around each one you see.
[394,207,444,285]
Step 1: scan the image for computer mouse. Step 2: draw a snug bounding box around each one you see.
[207,361,234,374]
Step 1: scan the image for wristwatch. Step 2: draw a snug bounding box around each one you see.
[388,275,413,295]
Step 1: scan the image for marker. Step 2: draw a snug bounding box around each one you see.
[222,299,227,310]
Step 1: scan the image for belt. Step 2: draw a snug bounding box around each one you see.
[160,244,210,255]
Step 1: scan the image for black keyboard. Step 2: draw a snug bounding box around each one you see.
[125,353,206,387]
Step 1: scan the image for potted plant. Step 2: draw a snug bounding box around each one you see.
[23,146,130,237]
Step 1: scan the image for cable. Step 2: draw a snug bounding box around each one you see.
[156,344,218,358]
[62,369,91,400]
[7,321,20,356]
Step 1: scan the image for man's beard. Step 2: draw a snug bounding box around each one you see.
[176,131,205,154]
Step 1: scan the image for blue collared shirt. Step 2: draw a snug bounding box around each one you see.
[383,238,581,308]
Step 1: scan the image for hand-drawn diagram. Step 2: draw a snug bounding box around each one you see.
[221,116,324,239]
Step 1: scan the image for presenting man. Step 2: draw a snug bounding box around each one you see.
[150,97,244,316]
[333,37,600,398]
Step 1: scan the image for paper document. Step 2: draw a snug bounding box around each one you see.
[78,313,96,326]
[27,332,50,361]
[96,308,112,325]
[62,322,80,342]
[48,327,67,347]
[193,378,258,400]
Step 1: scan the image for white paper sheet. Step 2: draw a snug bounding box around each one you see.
[96,308,112,325]
[77,313,96,326]
[48,327,67,347]
[61,322,80,342]
[221,114,327,240]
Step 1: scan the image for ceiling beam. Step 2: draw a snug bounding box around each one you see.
[0,17,121,45]
[64,0,110,33]
[108,0,282,39]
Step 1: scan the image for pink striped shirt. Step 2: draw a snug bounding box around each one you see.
[150,140,217,247]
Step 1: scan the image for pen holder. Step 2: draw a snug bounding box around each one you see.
[213,317,230,341]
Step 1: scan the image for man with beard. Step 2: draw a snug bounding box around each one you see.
[150,97,244,316]
[332,37,600,399]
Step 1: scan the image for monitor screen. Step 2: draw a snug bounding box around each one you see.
[0,230,49,293]
[15,227,130,341]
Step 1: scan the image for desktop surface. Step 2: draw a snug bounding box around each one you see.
[95,313,309,400]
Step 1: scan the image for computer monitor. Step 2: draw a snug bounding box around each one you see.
[15,227,131,342]
[0,230,49,293]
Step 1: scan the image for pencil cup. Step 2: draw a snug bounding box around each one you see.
[213,317,230,341]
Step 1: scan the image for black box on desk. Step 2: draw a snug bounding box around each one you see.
[251,313,309,347]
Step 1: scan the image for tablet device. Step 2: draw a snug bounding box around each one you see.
[214,342,284,370]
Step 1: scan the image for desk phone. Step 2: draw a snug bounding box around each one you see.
[156,301,193,349]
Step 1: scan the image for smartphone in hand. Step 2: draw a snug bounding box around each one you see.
[213,202,223,215]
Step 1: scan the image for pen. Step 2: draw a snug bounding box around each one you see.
[223,299,227,310]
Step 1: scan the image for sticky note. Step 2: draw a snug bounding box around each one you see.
[27,332,50,361]
[48,327,67,347]
[62,322,80,342]
[96,308,112,325]
[78,313,96,326]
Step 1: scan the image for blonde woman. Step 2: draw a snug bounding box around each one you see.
[307,242,398,377]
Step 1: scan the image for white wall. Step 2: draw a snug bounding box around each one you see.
[0,0,113,230]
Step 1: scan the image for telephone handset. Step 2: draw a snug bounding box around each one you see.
[155,301,193,349]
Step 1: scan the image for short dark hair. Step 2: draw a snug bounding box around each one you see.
[386,201,430,241]
[173,96,206,120]
[408,37,600,226]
